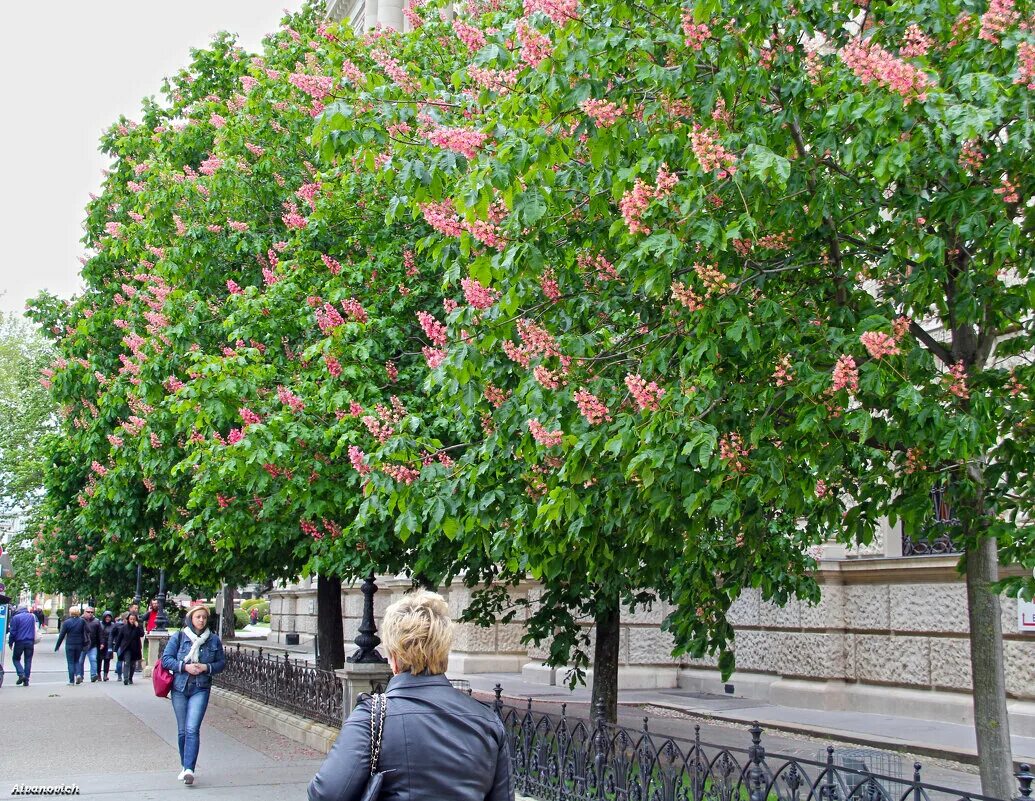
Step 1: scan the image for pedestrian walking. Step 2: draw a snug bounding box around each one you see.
[143,599,159,633]
[249,607,257,625]
[307,590,513,801]
[110,613,127,681]
[32,606,46,629]
[161,603,225,786]
[113,612,144,685]
[54,606,87,685]
[7,606,38,687]
[98,611,115,681]
[81,607,102,682]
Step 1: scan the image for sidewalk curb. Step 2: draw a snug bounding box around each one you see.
[634,701,1035,767]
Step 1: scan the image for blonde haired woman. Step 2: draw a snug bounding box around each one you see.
[308,590,513,801]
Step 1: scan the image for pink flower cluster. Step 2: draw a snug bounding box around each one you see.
[899,24,933,58]
[240,408,262,426]
[772,355,794,387]
[386,360,399,382]
[199,156,223,176]
[91,460,108,476]
[325,354,342,377]
[580,98,623,127]
[417,311,448,345]
[288,72,335,100]
[316,303,345,333]
[226,428,245,445]
[979,0,1019,42]
[277,385,304,412]
[671,281,703,312]
[694,262,734,295]
[1017,42,1035,90]
[468,66,520,92]
[690,125,737,177]
[349,445,372,475]
[210,113,226,129]
[681,11,711,50]
[370,50,419,93]
[454,20,486,50]
[342,298,368,323]
[831,355,859,393]
[839,38,933,104]
[321,254,342,275]
[104,221,123,239]
[540,269,561,301]
[574,389,611,424]
[859,331,900,359]
[815,479,829,499]
[516,18,552,67]
[619,164,678,235]
[946,361,970,399]
[427,125,489,160]
[421,200,465,237]
[994,176,1020,204]
[485,383,511,408]
[461,277,499,309]
[528,419,564,447]
[523,0,578,25]
[423,347,448,369]
[227,220,249,232]
[239,75,259,93]
[382,464,420,484]
[342,59,366,84]
[718,433,750,473]
[625,374,664,411]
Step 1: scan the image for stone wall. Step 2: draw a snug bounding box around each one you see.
[269,557,1035,735]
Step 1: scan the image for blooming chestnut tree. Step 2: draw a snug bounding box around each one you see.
[315,0,1033,791]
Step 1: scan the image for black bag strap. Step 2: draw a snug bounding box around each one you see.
[369,693,387,775]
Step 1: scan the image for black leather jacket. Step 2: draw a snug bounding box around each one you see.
[308,672,513,801]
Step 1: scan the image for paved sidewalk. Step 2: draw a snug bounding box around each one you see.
[1,633,324,800]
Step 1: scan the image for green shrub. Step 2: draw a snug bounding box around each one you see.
[261,614,270,624]
[241,598,261,610]
[233,609,249,629]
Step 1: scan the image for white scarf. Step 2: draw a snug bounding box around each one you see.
[181,626,211,664]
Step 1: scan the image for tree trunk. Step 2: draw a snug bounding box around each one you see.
[591,598,621,724]
[966,535,1014,799]
[218,584,236,640]
[317,573,346,671]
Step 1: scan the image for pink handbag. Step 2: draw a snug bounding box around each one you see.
[153,662,174,697]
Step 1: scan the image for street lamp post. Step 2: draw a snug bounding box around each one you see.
[346,574,388,664]
[154,569,169,632]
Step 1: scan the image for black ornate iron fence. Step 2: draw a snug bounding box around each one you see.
[902,485,961,556]
[218,643,344,727]
[489,691,1032,801]
[214,660,1034,801]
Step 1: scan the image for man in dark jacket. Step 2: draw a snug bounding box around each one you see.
[81,607,102,682]
[110,613,127,681]
[32,606,46,628]
[54,606,87,685]
[8,606,37,687]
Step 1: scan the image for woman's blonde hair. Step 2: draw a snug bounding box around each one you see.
[381,590,453,675]
[70,606,82,617]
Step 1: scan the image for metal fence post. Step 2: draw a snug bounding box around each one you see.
[493,682,503,716]
[1016,764,1034,801]
[748,722,766,801]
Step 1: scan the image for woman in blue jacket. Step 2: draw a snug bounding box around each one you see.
[161,603,225,786]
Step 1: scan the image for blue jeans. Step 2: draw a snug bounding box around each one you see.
[171,685,211,771]
[82,647,98,678]
[12,642,34,680]
[65,646,83,682]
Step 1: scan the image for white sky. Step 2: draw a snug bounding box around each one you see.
[0,1,302,318]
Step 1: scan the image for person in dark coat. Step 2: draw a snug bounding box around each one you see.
[98,611,116,681]
[110,613,128,680]
[32,606,46,628]
[114,612,145,684]
[54,606,87,685]
[308,591,513,801]
[8,606,38,686]
[81,607,102,682]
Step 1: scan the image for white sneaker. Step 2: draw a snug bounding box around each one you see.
[183,770,194,786]
[177,769,188,782]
